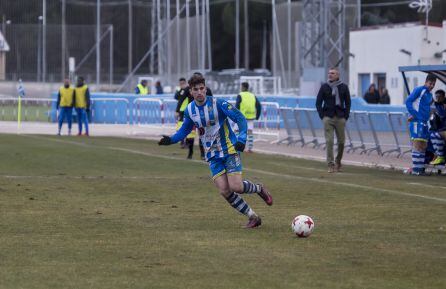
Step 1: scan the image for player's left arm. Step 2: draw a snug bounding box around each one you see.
[255,97,262,120]
[344,85,351,120]
[219,100,247,146]
[86,88,91,110]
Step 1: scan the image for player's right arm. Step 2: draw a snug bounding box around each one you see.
[405,86,422,120]
[315,85,325,119]
[57,91,61,109]
[159,109,194,145]
[235,94,241,110]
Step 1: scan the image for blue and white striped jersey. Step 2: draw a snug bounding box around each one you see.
[405,85,433,122]
[171,96,247,160]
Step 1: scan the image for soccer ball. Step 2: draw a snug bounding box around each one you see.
[291,215,315,238]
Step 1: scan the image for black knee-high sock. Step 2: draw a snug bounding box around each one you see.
[186,138,194,158]
[199,139,205,158]
[225,192,255,217]
[242,180,262,194]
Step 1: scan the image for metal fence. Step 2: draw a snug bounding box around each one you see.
[0,98,412,158]
[279,107,411,158]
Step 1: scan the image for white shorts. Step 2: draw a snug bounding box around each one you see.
[247,119,254,131]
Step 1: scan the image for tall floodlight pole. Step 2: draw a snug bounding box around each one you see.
[357,0,361,27]
[96,0,101,89]
[37,16,42,82]
[150,1,156,74]
[271,0,276,76]
[42,0,47,82]
[186,0,191,72]
[201,0,206,70]
[409,0,433,40]
[287,0,291,88]
[167,0,171,82]
[110,25,113,88]
[206,0,212,70]
[128,0,132,74]
[243,0,249,69]
[235,0,240,69]
[261,20,266,69]
[157,0,163,75]
[176,0,181,76]
[61,0,66,79]
[195,0,200,70]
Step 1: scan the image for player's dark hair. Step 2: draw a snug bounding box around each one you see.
[179,77,186,82]
[193,71,203,77]
[426,73,437,83]
[188,74,205,88]
[141,79,147,84]
[78,76,84,82]
[435,89,445,97]
[241,82,249,90]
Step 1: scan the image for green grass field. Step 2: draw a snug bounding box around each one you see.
[0,134,445,289]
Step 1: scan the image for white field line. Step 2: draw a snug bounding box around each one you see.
[409,182,446,191]
[0,175,174,180]
[265,161,356,175]
[24,135,446,203]
[254,148,406,171]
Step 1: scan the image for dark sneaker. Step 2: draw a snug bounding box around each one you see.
[257,184,273,206]
[245,215,262,228]
[334,162,342,172]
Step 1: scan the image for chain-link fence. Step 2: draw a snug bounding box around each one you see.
[2,24,113,83]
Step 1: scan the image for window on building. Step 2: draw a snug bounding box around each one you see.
[359,73,371,97]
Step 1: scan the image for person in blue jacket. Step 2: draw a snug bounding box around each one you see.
[405,74,437,175]
[158,74,273,228]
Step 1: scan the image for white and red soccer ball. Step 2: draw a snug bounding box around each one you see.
[291,215,315,238]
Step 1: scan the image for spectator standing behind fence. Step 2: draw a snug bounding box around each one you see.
[379,87,391,104]
[74,77,91,136]
[405,74,437,175]
[363,84,380,104]
[316,67,351,173]
[174,78,187,100]
[155,81,164,94]
[56,79,75,136]
[135,80,149,95]
[175,77,192,149]
[236,82,261,153]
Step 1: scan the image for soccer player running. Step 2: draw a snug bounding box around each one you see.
[159,74,273,228]
[405,74,437,175]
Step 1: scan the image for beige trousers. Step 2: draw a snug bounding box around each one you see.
[323,116,346,166]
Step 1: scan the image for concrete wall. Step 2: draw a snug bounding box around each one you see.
[349,23,444,105]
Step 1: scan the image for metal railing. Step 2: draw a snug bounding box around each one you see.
[279,107,411,158]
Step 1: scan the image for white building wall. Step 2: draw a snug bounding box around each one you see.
[443,21,446,64]
[349,23,443,105]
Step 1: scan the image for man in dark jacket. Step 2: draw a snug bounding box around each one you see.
[316,67,351,173]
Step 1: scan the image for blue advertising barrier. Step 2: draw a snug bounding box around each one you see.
[49,92,408,130]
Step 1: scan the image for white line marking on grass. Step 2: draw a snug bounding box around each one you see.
[409,182,446,191]
[265,161,356,175]
[254,148,406,171]
[26,135,446,203]
[0,175,174,180]
[245,168,446,203]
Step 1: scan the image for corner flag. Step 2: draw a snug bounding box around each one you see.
[17,79,25,130]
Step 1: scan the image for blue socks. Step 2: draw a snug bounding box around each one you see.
[412,150,425,173]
